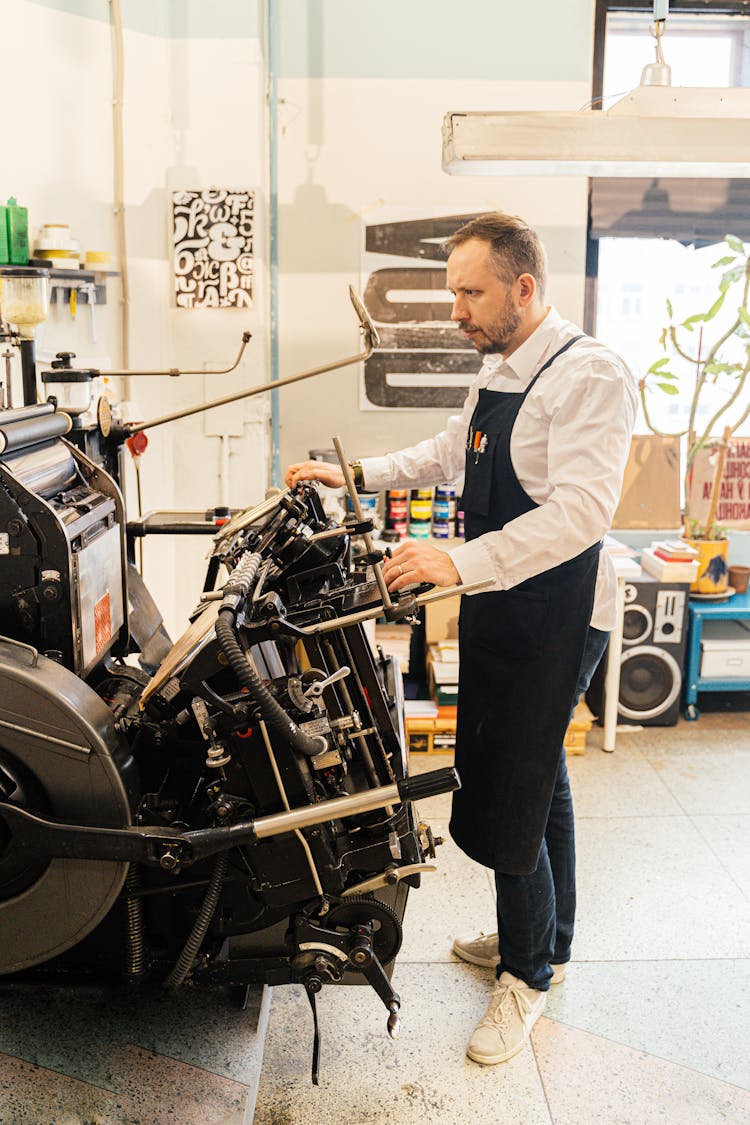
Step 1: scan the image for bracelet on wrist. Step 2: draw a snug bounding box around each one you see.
[348,460,365,490]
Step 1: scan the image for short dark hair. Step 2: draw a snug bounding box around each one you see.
[442,213,547,298]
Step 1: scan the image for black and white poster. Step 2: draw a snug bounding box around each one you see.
[361,210,481,411]
[172,189,255,309]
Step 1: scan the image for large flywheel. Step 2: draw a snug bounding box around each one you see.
[0,642,136,974]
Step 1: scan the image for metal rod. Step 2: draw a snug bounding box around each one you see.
[416,578,495,605]
[252,782,401,839]
[268,0,281,487]
[298,578,494,636]
[123,348,371,436]
[101,332,251,379]
[333,434,392,610]
[321,639,384,792]
[308,526,351,542]
[211,489,288,543]
[258,719,323,895]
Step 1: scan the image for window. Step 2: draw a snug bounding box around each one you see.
[589,4,750,438]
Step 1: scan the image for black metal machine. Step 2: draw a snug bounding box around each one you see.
[0,401,465,1082]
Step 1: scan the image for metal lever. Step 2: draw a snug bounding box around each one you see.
[305,981,322,1085]
[332,434,393,611]
[303,665,351,699]
[362,953,402,1040]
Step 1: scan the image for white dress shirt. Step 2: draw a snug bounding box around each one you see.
[360,307,637,631]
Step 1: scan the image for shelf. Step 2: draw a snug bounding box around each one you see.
[48,269,118,306]
[684,590,750,717]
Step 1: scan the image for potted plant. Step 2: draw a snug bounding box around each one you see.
[639,234,750,592]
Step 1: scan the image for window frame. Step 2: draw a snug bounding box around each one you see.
[585,0,750,333]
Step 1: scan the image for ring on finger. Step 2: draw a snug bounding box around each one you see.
[398,563,405,576]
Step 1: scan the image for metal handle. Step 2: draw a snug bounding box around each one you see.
[303,665,351,699]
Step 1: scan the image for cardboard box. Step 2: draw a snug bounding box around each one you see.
[406,710,457,753]
[700,620,750,678]
[564,700,594,756]
[612,434,681,530]
[424,596,461,644]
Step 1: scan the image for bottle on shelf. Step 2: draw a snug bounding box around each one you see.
[409,488,433,539]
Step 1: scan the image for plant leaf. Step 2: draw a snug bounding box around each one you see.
[666,298,673,319]
[647,357,670,372]
[704,291,727,321]
[725,234,745,253]
[704,361,739,375]
[713,255,737,268]
[659,326,668,350]
[657,382,681,395]
[739,307,750,327]
[681,313,706,330]
[722,264,746,286]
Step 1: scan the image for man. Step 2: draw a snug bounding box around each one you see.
[286,213,637,1065]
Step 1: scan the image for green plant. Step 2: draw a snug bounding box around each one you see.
[640,234,750,538]
[686,517,726,542]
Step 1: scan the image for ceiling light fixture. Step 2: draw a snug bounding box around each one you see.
[442,1,750,178]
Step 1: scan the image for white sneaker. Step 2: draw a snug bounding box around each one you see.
[452,932,567,984]
[467,972,546,1065]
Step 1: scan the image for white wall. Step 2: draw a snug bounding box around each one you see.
[276,77,591,467]
[4,0,600,637]
[3,0,269,638]
[275,0,597,470]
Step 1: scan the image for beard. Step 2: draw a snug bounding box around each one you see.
[460,292,522,355]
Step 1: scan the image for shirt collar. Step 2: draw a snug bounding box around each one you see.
[480,307,565,387]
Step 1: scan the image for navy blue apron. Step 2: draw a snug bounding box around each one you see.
[449,335,601,876]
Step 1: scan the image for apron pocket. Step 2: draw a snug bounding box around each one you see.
[469,588,549,661]
[462,432,498,517]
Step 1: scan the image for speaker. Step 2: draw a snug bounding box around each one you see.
[587,576,690,726]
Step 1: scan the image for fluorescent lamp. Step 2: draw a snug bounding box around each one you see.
[442,85,750,178]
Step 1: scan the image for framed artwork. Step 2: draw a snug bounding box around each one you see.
[172,189,255,309]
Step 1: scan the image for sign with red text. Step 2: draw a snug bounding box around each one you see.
[688,437,750,530]
[172,189,254,309]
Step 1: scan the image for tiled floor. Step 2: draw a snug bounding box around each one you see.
[0,981,269,1124]
[254,714,750,1124]
[1,713,748,1124]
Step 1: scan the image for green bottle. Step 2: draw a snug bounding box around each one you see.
[0,203,8,264]
[6,198,29,265]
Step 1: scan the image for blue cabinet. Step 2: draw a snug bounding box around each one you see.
[684,590,750,719]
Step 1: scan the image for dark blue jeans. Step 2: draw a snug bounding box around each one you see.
[494,626,609,992]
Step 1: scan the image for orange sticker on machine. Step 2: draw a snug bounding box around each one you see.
[94,592,112,652]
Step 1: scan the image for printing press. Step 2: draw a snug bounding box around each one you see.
[0,304,463,1083]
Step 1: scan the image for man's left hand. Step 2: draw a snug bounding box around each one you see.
[382,541,461,592]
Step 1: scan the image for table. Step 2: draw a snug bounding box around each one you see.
[602,553,643,752]
[684,589,750,720]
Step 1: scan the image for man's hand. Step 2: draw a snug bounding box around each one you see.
[284,461,345,489]
[382,540,460,592]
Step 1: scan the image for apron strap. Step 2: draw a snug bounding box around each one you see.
[523,333,585,399]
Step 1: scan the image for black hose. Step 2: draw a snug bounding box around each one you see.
[163,851,229,990]
[215,609,327,757]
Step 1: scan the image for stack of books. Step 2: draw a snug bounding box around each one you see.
[426,642,460,706]
[640,540,700,582]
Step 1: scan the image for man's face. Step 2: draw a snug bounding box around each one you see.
[446,238,523,355]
